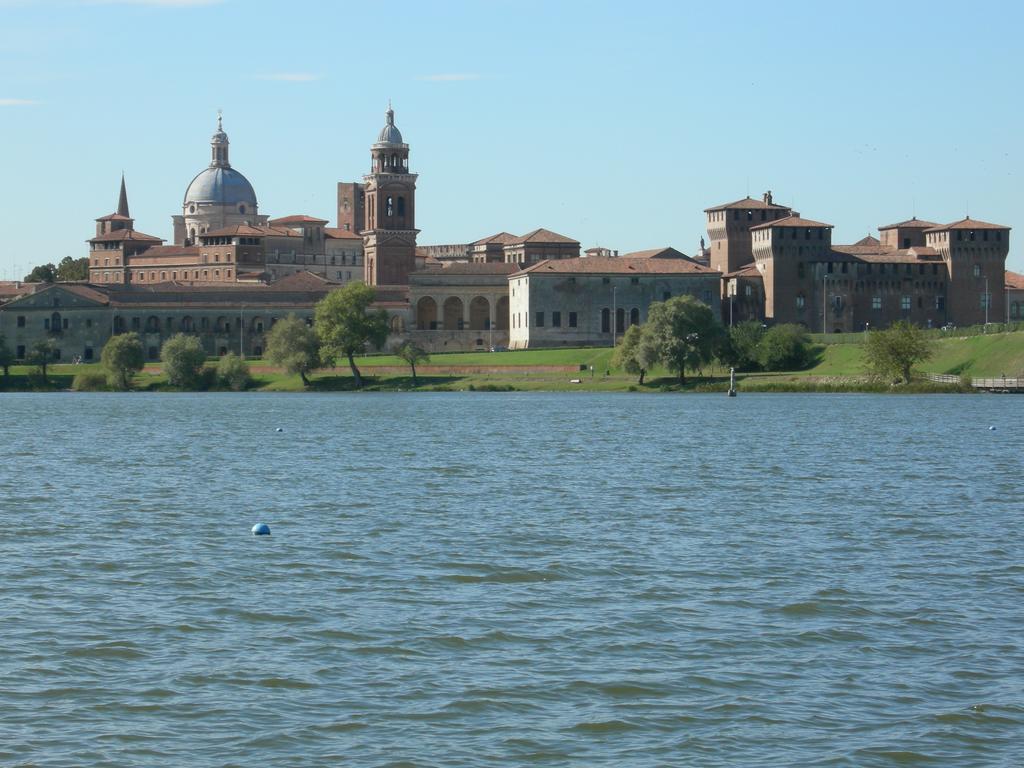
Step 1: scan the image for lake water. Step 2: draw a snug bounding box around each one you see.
[1,392,1022,767]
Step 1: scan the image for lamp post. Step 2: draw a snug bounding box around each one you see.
[822,273,829,334]
[239,304,245,359]
[984,276,989,327]
[612,285,617,347]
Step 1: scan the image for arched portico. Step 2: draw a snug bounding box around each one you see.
[469,296,490,330]
[443,297,464,330]
[417,296,438,330]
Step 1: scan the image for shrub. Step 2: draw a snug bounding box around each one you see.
[216,353,251,391]
[161,334,207,389]
[72,371,110,391]
[757,324,811,371]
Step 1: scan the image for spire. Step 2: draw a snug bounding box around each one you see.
[116,173,130,218]
[210,112,230,168]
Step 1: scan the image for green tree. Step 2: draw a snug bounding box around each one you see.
[216,352,252,391]
[24,263,56,283]
[720,321,766,371]
[394,340,429,385]
[613,324,659,385]
[56,256,90,282]
[0,333,13,383]
[161,333,207,389]
[265,314,320,386]
[27,338,58,382]
[314,283,389,389]
[863,321,934,384]
[645,295,724,385]
[101,332,145,390]
[756,324,812,371]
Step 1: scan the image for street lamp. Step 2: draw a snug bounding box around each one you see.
[612,285,617,347]
[822,273,830,334]
[239,304,245,359]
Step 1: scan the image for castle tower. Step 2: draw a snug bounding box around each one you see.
[705,191,795,275]
[362,104,419,286]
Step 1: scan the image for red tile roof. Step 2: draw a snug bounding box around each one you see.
[852,235,881,246]
[619,247,695,261]
[415,263,519,276]
[269,214,330,225]
[925,217,1010,232]
[750,215,833,230]
[878,217,939,231]
[471,232,518,246]
[513,256,718,277]
[704,196,792,212]
[95,213,133,222]
[507,228,579,245]
[324,227,363,240]
[129,245,201,259]
[1005,270,1024,290]
[201,224,301,238]
[725,264,762,279]
[88,229,163,243]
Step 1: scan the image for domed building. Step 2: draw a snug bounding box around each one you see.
[172,115,267,245]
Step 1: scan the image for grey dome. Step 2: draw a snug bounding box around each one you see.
[376,106,404,145]
[184,166,257,207]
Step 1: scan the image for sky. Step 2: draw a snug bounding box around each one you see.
[1,0,1023,279]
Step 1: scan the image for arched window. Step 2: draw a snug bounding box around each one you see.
[629,308,640,326]
[181,316,194,332]
[145,316,160,332]
[386,196,394,217]
[616,307,625,332]
[50,312,62,333]
[601,308,610,333]
[397,196,405,217]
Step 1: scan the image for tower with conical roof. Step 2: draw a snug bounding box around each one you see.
[362,103,419,286]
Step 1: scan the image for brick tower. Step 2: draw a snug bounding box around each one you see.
[362,104,419,286]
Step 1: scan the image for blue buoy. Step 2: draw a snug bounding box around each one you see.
[252,523,271,536]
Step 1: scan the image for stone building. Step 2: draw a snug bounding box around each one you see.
[406,263,514,351]
[469,232,519,263]
[1007,270,1024,321]
[500,228,580,264]
[0,272,335,362]
[746,213,1010,331]
[507,257,721,349]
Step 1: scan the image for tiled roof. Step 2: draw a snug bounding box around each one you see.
[725,264,762,279]
[704,196,792,212]
[750,215,833,230]
[832,243,892,256]
[471,232,518,246]
[831,247,943,264]
[128,245,201,259]
[95,213,133,222]
[88,229,163,243]
[507,228,579,245]
[513,256,718,277]
[619,247,694,261]
[852,235,881,246]
[925,217,1010,232]
[324,227,363,240]
[1004,270,1024,290]
[415,263,519,276]
[269,214,330,225]
[201,224,301,238]
[878,217,939,231]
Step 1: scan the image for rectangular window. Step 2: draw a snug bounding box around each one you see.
[86,319,92,328]
[662,292,670,301]
[84,347,94,361]
[16,345,24,359]
[536,311,544,328]
[17,315,25,327]
[569,312,578,328]
[602,277,610,285]
[796,296,805,309]
[552,311,561,327]
[630,277,639,285]
[936,296,945,311]
[901,296,911,310]
[872,296,882,310]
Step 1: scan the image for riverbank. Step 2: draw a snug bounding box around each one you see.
[2,329,1021,393]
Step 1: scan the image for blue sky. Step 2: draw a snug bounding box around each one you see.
[1,0,1022,278]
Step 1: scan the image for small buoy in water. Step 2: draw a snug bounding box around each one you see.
[252,523,271,536]
[989,426,996,431]
[275,427,284,433]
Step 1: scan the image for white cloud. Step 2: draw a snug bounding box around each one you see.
[416,73,482,82]
[255,73,321,82]
[0,98,39,106]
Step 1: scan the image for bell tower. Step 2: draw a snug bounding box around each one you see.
[363,103,419,286]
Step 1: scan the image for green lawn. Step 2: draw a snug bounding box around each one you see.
[4,331,1024,392]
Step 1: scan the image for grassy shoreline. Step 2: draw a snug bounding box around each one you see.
[2,330,1021,393]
